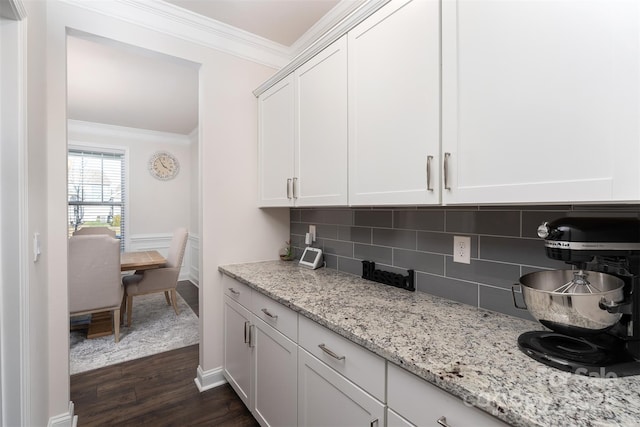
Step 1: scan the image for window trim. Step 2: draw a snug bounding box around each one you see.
[68,142,130,251]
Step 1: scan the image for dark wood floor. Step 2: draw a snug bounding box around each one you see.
[71,281,258,426]
[176,280,199,316]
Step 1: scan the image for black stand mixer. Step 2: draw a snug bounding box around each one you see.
[513,217,640,377]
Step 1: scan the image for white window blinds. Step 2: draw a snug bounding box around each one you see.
[68,149,125,249]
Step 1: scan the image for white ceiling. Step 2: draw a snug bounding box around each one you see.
[164,0,341,47]
[66,0,352,136]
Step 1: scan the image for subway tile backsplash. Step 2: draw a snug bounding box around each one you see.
[290,206,640,321]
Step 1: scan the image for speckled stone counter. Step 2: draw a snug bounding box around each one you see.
[219,261,640,427]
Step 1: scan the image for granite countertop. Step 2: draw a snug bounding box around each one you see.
[218,261,640,427]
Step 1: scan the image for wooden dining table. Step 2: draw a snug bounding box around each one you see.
[85,250,167,339]
[121,250,166,271]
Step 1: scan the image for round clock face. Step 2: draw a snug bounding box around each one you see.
[148,151,180,180]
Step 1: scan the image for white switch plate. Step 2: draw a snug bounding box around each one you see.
[309,225,316,242]
[453,235,471,264]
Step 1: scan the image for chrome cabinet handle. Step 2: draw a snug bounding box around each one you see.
[370,419,379,427]
[244,321,250,344]
[249,324,256,348]
[443,152,451,190]
[437,416,452,427]
[292,177,298,199]
[426,155,434,191]
[318,343,345,361]
[286,178,292,199]
[261,308,278,319]
[228,287,240,296]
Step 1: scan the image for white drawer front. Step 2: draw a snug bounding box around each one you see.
[388,363,508,427]
[298,315,385,401]
[252,290,298,342]
[222,275,252,308]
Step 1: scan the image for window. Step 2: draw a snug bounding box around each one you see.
[68,148,125,249]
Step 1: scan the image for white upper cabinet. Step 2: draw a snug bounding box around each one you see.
[441,0,640,204]
[258,36,348,207]
[296,36,348,206]
[348,0,440,206]
[258,75,295,207]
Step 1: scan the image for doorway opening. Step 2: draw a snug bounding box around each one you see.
[66,31,201,375]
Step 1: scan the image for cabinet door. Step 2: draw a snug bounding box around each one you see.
[387,408,414,427]
[252,317,297,427]
[442,0,640,204]
[223,296,253,409]
[298,348,384,427]
[295,36,348,206]
[388,363,507,427]
[258,74,295,207]
[348,0,440,206]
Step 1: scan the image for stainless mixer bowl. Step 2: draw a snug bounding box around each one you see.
[513,270,625,335]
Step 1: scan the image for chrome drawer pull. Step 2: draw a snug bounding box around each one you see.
[228,288,240,296]
[370,419,378,427]
[286,178,292,199]
[318,343,345,361]
[437,416,452,427]
[261,308,278,319]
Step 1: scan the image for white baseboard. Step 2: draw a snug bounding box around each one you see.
[194,365,226,392]
[48,402,77,427]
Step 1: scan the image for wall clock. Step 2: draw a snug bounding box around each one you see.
[148,151,180,180]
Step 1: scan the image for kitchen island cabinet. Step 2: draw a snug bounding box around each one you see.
[219,261,640,427]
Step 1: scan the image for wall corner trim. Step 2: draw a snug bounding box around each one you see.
[194,365,226,392]
[47,402,78,427]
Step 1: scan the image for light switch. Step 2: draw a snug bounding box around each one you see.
[33,232,41,262]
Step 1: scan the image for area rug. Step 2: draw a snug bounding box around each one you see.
[70,292,199,375]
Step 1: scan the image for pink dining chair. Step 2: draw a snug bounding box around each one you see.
[122,228,188,327]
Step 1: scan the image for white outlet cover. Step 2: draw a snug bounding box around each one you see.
[453,235,471,264]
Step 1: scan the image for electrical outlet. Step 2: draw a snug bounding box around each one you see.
[453,235,471,264]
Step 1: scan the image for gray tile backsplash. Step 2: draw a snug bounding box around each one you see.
[290,206,640,321]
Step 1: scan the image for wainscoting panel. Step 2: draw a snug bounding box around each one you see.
[128,233,199,283]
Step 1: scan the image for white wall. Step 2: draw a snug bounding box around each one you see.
[68,120,198,282]
[23,0,50,425]
[42,0,289,422]
[67,120,193,240]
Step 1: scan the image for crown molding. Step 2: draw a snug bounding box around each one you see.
[253,0,390,97]
[289,0,365,57]
[1,0,27,20]
[68,120,192,146]
[60,0,291,69]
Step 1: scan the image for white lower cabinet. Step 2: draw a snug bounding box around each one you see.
[252,317,297,427]
[387,363,508,427]
[223,276,298,427]
[298,347,385,427]
[223,275,508,427]
[223,295,253,409]
[386,408,413,427]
